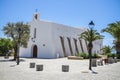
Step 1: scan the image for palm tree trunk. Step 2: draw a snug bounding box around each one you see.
[13,45,17,60]
[116,43,120,54]
[88,42,93,70]
[13,50,17,60]
[89,48,92,70]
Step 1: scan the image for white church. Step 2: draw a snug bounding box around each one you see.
[19,12,103,59]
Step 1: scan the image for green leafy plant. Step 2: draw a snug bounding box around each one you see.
[92,53,98,58]
[75,53,81,57]
[101,46,113,55]
[116,54,120,59]
[0,38,13,56]
[76,53,100,59]
[102,21,120,54]
[75,52,89,59]
[107,53,116,58]
[81,52,89,59]
[111,54,116,58]
[3,22,30,60]
[107,53,112,58]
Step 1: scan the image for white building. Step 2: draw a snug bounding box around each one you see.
[19,12,102,59]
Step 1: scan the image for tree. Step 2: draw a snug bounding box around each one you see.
[101,45,112,55]
[0,38,13,56]
[80,29,103,70]
[3,22,30,60]
[102,21,120,54]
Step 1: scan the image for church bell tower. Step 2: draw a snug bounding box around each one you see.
[33,9,40,21]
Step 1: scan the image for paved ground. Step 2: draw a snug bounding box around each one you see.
[0,57,120,80]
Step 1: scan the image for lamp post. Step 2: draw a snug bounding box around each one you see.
[31,37,35,42]
[88,21,94,70]
[16,27,21,65]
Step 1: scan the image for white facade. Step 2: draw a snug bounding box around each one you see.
[19,12,102,59]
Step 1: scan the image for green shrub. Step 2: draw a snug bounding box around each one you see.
[107,53,112,58]
[107,53,116,58]
[76,53,100,59]
[111,54,116,58]
[116,54,120,59]
[75,53,81,57]
[92,54,98,58]
[10,52,14,56]
[0,52,6,56]
[79,52,89,59]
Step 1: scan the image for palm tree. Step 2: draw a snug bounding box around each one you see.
[102,21,120,54]
[101,45,112,55]
[3,23,17,59]
[3,22,30,61]
[80,29,103,70]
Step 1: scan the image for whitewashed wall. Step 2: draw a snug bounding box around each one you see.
[19,13,103,59]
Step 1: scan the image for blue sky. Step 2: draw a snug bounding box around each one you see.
[0,0,120,46]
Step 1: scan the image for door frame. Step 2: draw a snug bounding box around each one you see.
[32,44,38,58]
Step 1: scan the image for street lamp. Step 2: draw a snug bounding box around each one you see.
[16,27,22,65]
[88,21,94,70]
[31,37,35,42]
[89,21,94,29]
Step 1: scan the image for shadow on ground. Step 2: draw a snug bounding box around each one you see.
[0,58,26,62]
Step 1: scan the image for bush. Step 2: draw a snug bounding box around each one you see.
[80,52,89,59]
[75,53,81,57]
[107,53,112,58]
[116,54,120,59]
[10,52,14,56]
[92,54,98,58]
[76,53,100,59]
[111,54,116,58]
[0,52,6,56]
[75,52,89,59]
[107,53,116,58]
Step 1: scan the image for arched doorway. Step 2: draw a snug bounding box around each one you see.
[33,45,37,58]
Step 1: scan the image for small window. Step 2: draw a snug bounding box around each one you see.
[34,28,36,38]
